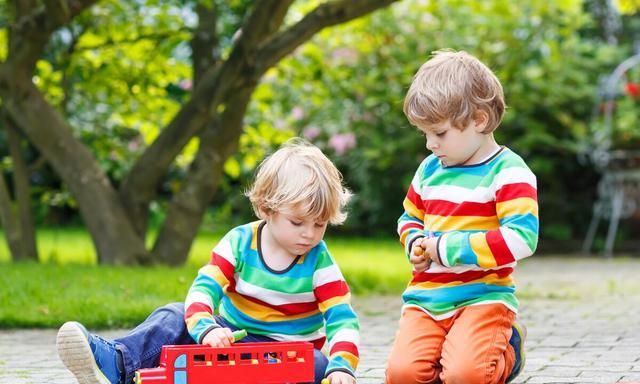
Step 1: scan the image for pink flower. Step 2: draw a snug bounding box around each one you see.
[274,119,287,131]
[291,106,305,121]
[332,48,359,65]
[179,79,192,91]
[303,126,321,140]
[128,139,139,151]
[328,133,356,156]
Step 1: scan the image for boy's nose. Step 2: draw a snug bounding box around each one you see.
[426,140,439,150]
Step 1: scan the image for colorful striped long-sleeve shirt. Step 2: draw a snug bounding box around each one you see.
[398,147,539,319]
[185,221,360,377]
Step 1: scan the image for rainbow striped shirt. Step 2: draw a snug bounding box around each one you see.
[185,221,360,377]
[398,147,539,319]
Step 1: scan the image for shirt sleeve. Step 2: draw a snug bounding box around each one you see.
[313,249,360,378]
[184,231,238,343]
[397,161,428,258]
[437,165,539,268]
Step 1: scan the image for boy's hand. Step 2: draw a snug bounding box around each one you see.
[325,371,356,384]
[202,327,235,348]
[417,236,440,265]
[410,243,431,272]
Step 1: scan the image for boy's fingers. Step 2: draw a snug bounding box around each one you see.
[409,255,424,264]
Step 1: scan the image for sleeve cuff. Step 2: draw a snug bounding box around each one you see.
[197,323,221,344]
[325,367,356,379]
[436,235,450,267]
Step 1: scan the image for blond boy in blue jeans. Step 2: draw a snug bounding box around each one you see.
[385,50,538,384]
[57,139,360,384]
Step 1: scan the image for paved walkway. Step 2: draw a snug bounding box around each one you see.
[1,257,640,383]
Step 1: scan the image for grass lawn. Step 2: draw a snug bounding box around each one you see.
[5,229,639,330]
[0,228,412,328]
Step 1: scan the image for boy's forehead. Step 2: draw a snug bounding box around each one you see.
[279,205,314,218]
[417,120,452,132]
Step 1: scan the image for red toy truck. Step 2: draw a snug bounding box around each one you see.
[135,341,315,384]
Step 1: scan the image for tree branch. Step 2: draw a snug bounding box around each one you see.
[5,0,97,79]
[191,3,219,85]
[13,0,38,19]
[234,0,294,50]
[42,0,97,26]
[118,0,397,241]
[152,86,254,265]
[119,1,293,229]
[257,0,399,70]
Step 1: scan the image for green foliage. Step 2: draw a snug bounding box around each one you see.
[616,0,640,14]
[588,63,640,151]
[230,0,630,243]
[1,0,637,247]
[20,0,195,213]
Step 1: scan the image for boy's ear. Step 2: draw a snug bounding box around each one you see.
[257,207,270,220]
[473,110,489,132]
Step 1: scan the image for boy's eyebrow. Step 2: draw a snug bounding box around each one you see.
[423,126,447,134]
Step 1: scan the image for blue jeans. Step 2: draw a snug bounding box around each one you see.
[114,303,328,384]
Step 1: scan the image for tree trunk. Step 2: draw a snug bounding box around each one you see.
[0,164,22,262]
[5,118,38,261]
[152,87,253,265]
[0,80,149,264]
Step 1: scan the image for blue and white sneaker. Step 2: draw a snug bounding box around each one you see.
[56,321,124,384]
[506,319,527,383]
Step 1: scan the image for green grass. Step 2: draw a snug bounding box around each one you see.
[0,229,411,328]
[17,230,638,330]
[0,228,225,265]
[0,263,197,329]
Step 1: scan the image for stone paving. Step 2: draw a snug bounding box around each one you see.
[2,257,640,383]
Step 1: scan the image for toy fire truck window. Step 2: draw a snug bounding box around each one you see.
[174,370,186,384]
[216,353,237,365]
[174,354,187,369]
[193,354,205,362]
[264,351,282,363]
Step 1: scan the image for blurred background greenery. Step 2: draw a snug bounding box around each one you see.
[2,0,640,327]
[3,0,640,254]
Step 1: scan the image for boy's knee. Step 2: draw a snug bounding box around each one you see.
[152,303,185,324]
[385,360,438,384]
[158,302,184,314]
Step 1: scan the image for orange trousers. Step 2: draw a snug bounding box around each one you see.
[385,304,516,384]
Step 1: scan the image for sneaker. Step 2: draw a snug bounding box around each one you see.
[56,321,124,384]
[506,318,527,383]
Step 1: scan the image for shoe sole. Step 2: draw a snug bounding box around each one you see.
[507,320,527,383]
[56,321,112,384]
[513,320,526,371]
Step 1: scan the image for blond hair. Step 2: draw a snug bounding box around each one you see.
[403,50,505,133]
[246,138,351,225]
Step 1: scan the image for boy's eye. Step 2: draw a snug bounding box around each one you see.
[435,131,446,137]
[314,222,327,228]
[290,220,302,226]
